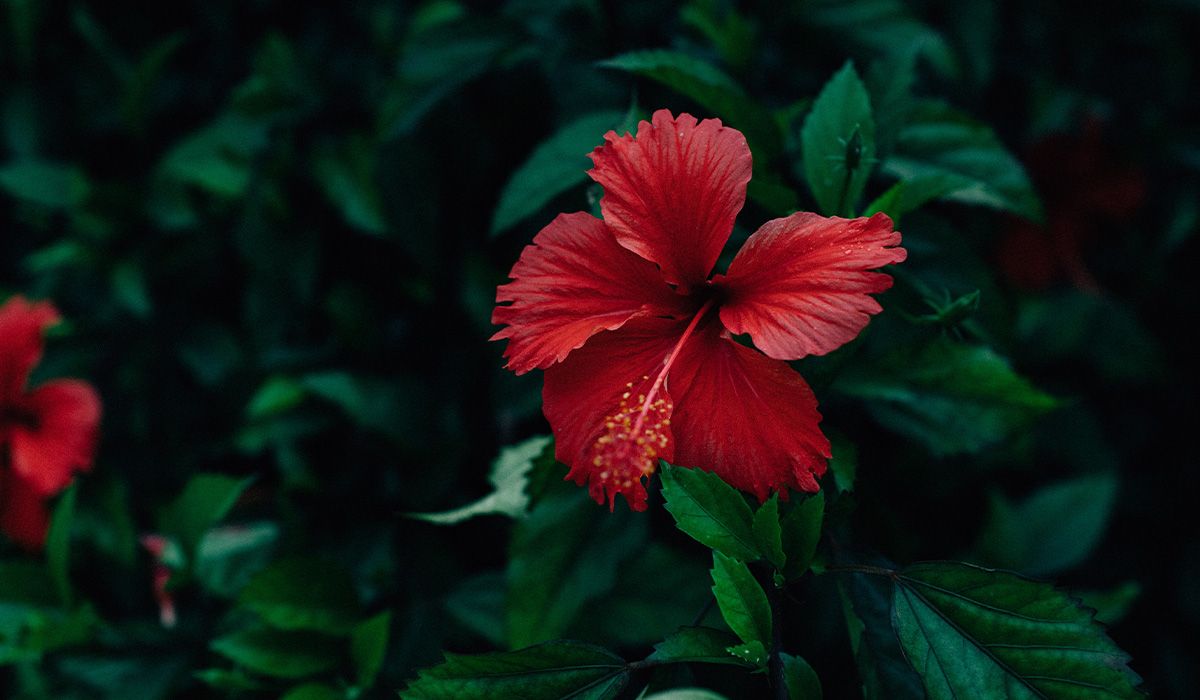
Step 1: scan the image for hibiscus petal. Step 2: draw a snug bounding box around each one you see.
[669,323,830,502]
[8,379,101,496]
[0,467,51,550]
[492,212,684,374]
[717,212,906,360]
[0,296,60,400]
[542,317,687,511]
[588,110,752,291]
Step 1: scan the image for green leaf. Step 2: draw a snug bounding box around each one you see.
[751,495,786,571]
[280,683,342,700]
[46,483,78,607]
[892,562,1145,699]
[238,556,360,634]
[194,521,281,597]
[599,49,782,163]
[864,173,967,220]
[833,337,1058,456]
[976,472,1119,577]
[642,689,730,700]
[350,610,391,688]
[726,641,767,668]
[1073,582,1142,627]
[836,558,924,700]
[506,491,645,648]
[779,495,823,583]
[246,375,308,419]
[0,160,91,208]
[801,61,876,217]
[782,653,823,700]
[311,134,387,236]
[710,552,771,652]
[882,99,1043,221]
[661,464,760,561]
[210,628,341,680]
[826,430,858,494]
[158,113,270,197]
[797,0,959,79]
[646,626,754,667]
[444,571,506,646]
[411,435,552,523]
[379,20,517,138]
[160,473,253,565]
[399,640,628,700]
[490,111,623,236]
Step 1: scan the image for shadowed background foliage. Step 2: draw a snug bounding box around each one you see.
[1,0,1198,698]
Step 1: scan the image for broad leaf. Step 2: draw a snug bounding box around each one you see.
[661,464,760,561]
[975,472,1119,577]
[209,628,341,680]
[311,134,387,236]
[160,473,253,565]
[892,562,1144,699]
[710,552,771,655]
[782,653,823,700]
[751,495,786,571]
[642,689,730,700]
[490,111,624,236]
[280,684,341,700]
[46,483,78,607]
[399,641,628,700]
[801,61,876,217]
[882,99,1043,222]
[506,491,645,648]
[833,337,1058,456]
[0,160,90,208]
[350,610,392,688]
[411,435,552,523]
[779,495,823,583]
[836,557,924,700]
[599,50,782,163]
[646,626,754,668]
[797,0,959,79]
[238,556,360,634]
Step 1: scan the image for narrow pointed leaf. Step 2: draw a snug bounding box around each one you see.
[833,337,1058,456]
[399,641,628,700]
[892,561,1145,700]
[491,112,624,236]
[238,556,360,634]
[209,628,341,679]
[599,50,782,163]
[782,653,823,700]
[160,473,253,565]
[710,552,771,651]
[661,464,761,561]
[46,483,78,607]
[882,99,1043,222]
[801,61,876,217]
[752,495,786,571]
[779,495,823,582]
[646,626,755,667]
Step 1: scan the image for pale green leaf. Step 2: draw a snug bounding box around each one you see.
[411,435,552,524]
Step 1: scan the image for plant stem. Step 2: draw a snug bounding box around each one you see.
[766,579,789,700]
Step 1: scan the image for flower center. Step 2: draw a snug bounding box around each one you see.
[589,298,716,508]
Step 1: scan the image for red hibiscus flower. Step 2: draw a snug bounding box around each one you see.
[0,296,101,549]
[492,110,906,510]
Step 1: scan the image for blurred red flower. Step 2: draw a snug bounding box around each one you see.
[0,296,101,549]
[996,115,1145,292]
[492,110,905,510]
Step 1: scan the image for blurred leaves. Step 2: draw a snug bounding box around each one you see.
[882,100,1044,222]
[491,110,624,236]
[833,337,1058,456]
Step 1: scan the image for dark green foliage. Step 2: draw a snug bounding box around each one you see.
[2,0,1194,698]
